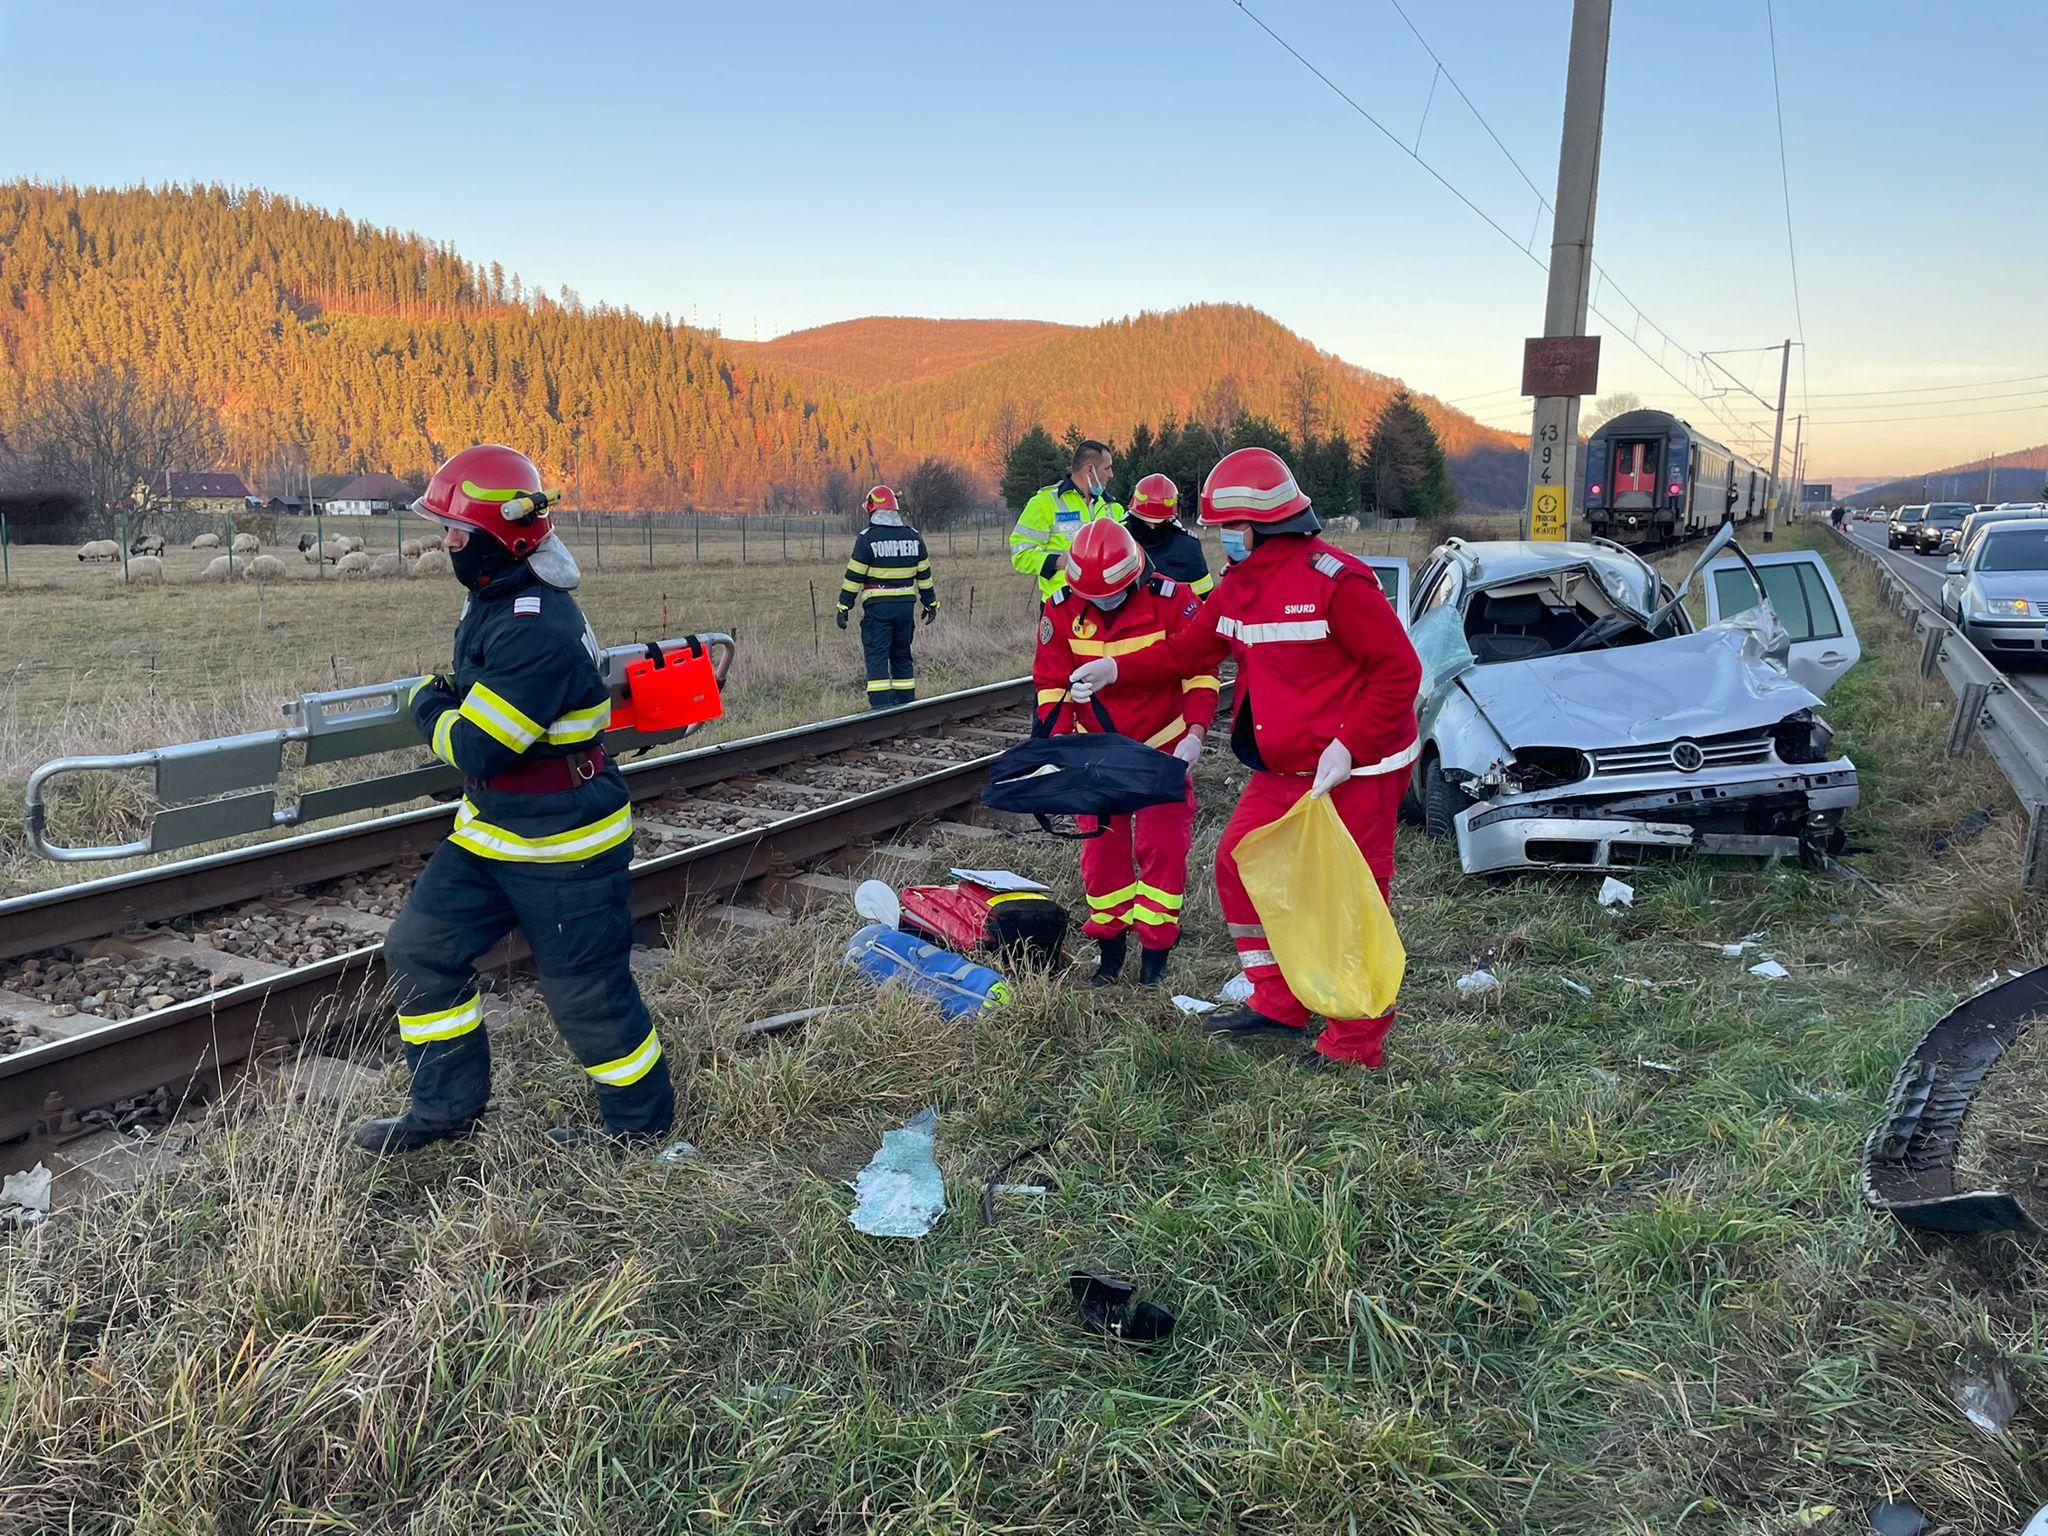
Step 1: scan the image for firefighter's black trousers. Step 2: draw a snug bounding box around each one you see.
[382,839,674,1134]
[860,597,917,708]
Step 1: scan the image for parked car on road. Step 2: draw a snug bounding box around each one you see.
[1889,505,1926,548]
[1916,502,1973,554]
[1954,508,2043,562]
[1939,518,2048,657]
[1403,526,1859,875]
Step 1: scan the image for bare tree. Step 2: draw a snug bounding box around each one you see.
[899,456,975,531]
[1286,361,1326,449]
[1580,391,1642,436]
[11,366,223,526]
[984,399,1033,477]
[1201,373,1247,440]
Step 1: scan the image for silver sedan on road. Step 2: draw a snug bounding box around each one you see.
[1940,518,2048,658]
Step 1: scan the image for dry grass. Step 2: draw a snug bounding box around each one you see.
[6,520,2044,1533]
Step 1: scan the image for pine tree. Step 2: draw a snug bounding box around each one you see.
[1299,426,1357,515]
[1361,390,1459,521]
[1000,426,1065,510]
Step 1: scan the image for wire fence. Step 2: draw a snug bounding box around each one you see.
[0,504,1021,587]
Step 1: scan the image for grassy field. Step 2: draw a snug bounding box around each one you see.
[5,527,2047,1533]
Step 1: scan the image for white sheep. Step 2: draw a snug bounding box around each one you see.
[201,554,239,582]
[401,538,424,558]
[411,547,453,577]
[335,550,371,577]
[231,532,261,555]
[369,552,407,578]
[418,533,444,552]
[126,554,165,586]
[247,554,287,583]
[191,532,221,550]
[339,534,366,555]
[76,539,120,562]
[305,537,349,563]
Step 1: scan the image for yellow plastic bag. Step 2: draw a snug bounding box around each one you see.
[1235,791,1404,1018]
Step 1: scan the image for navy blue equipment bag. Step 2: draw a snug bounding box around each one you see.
[980,696,1190,839]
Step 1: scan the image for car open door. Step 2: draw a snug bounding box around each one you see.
[1361,556,1410,631]
[1704,550,1861,697]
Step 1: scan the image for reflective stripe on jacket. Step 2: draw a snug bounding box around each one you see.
[838,520,938,611]
[410,568,633,865]
[1031,576,1219,751]
[1009,479,1125,598]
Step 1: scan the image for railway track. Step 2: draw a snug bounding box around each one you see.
[0,679,1038,1161]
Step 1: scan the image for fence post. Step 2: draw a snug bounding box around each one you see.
[120,509,130,582]
[781,518,788,562]
[820,520,827,561]
[315,508,325,578]
[595,513,603,568]
[225,514,235,577]
[647,514,655,567]
[694,513,701,564]
[742,517,748,565]
[1946,681,1989,757]
[1,512,9,586]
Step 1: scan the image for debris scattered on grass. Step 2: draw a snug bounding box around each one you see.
[1864,1499,1929,1536]
[1948,1345,2019,1435]
[1,1162,52,1226]
[655,1141,699,1164]
[1638,1059,1680,1075]
[1749,959,1791,980]
[1615,975,1657,989]
[1171,995,1218,1015]
[744,1005,835,1036]
[1788,1507,1837,1530]
[1928,806,1995,853]
[978,1138,1056,1227]
[1218,973,1254,1004]
[1597,877,1634,909]
[1070,1267,1176,1347]
[1455,968,1500,998]
[1561,977,1593,999]
[847,1106,946,1238]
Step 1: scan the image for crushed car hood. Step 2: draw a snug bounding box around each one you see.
[1457,623,1823,750]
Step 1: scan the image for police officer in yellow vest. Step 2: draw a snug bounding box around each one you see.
[1009,438,1124,599]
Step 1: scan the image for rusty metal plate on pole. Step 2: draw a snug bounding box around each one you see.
[1522,336,1601,397]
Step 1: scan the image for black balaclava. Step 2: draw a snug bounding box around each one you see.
[1127,516,1174,550]
[449,531,521,591]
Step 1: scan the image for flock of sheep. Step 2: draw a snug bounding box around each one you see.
[73,531,451,585]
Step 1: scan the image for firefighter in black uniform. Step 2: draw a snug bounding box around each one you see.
[352,443,673,1155]
[1127,473,1214,597]
[836,484,938,706]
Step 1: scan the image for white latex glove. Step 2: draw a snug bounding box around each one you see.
[1308,738,1354,799]
[1069,656,1117,702]
[1171,727,1205,765]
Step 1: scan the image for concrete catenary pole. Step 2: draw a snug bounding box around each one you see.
[1524,0,1613,535]
[1763,339,1791,543]
[1786,414,1804,522]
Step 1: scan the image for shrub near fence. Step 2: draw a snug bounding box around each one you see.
[0,505,1020,586]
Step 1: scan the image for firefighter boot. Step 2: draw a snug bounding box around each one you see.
[1089,935,1128,989]
[1137,944,1173,988]
[350,1113,480,1155]
[1202,1005,1298,1039]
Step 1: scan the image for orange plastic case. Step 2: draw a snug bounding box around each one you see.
[612,639,723,733]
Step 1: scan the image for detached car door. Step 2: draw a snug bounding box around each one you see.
[1703,550,1862,697]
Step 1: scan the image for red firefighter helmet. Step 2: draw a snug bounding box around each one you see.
[1128,472,1181,524]
[413,444,558,557]
[1063,518,1146,600]
[864,484,900,516]
[1198,446,1314,528]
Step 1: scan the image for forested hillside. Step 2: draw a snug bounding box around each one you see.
[0,182,1524,509]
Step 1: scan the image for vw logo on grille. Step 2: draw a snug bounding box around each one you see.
[1669,739,1705,773]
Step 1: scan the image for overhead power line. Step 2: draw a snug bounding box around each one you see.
[1802,371,2048,401]
[1229,0,1775,452]
[1763,0,1810,427]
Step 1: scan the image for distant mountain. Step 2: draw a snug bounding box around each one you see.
[1850,443,2048,505]
[737,317,1075,389]
[0,182,1525,510]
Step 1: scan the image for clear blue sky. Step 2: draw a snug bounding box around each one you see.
[4,0,2043,478]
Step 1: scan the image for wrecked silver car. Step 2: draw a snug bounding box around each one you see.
[1396,527,1862,874]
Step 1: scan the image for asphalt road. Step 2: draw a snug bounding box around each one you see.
[1838,518,2048,708]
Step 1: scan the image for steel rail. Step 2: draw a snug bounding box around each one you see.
[0,748,1006,1145]
[0,678,1033,963]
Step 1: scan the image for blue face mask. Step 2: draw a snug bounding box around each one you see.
[1219,529,1251,564]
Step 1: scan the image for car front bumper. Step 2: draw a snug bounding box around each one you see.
[1453,760,1860,874]
[1961,615,2048,656]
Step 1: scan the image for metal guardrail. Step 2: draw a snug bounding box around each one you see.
[1833,530,2048,890]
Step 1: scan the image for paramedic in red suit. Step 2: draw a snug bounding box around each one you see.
[1067,447,1422,1066]
[1032,519,1218,989]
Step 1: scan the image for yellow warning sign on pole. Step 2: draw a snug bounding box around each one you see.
[1529,484,1568,541]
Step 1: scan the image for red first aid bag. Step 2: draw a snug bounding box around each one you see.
[612,638,723,733]
[899,881,1068,969]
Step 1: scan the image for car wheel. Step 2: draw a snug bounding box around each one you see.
[1422,756,1461,843]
